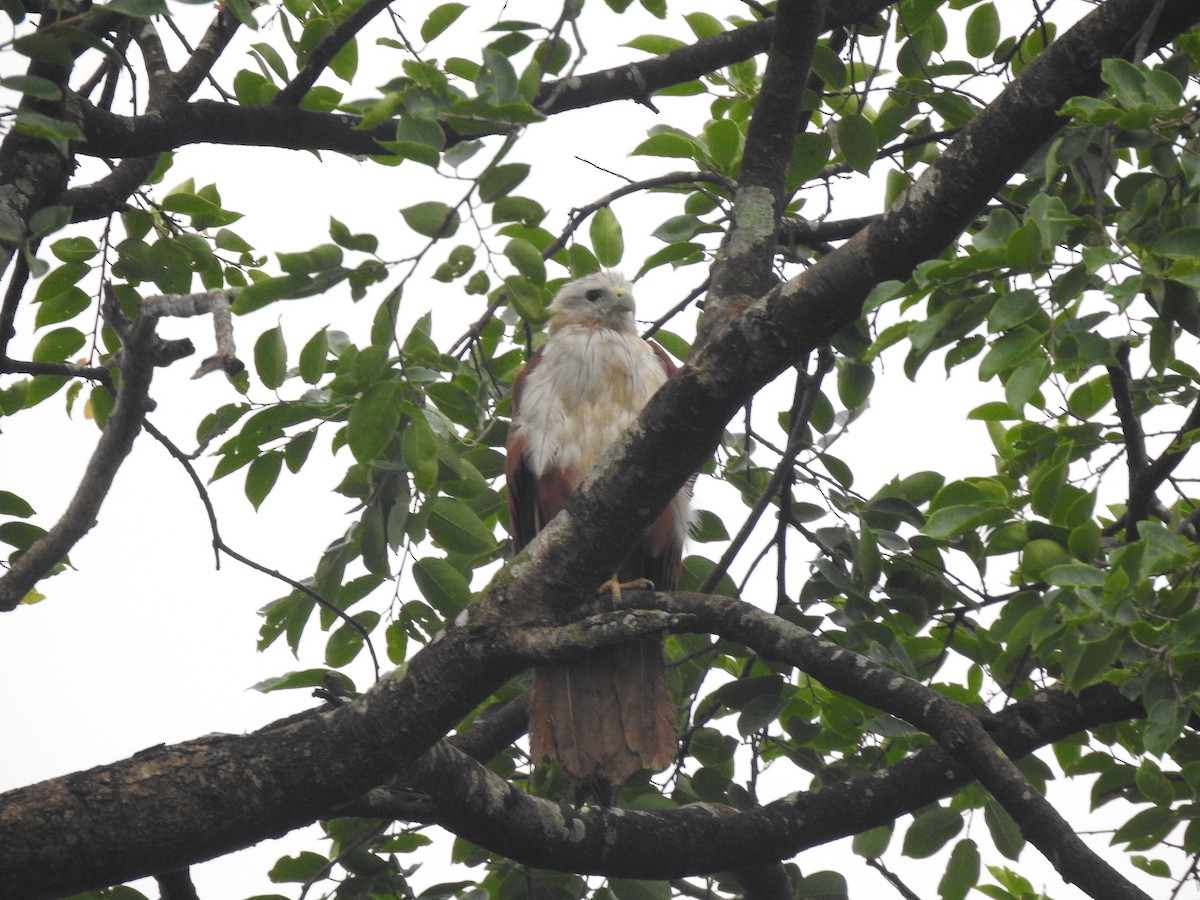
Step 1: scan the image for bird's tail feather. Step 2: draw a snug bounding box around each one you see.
[529,638,675,788]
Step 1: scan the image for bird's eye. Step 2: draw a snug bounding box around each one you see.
[585,289,603,302]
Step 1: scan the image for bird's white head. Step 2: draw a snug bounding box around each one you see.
[547,270,636,333]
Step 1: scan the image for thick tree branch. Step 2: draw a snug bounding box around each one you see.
[364,603,1144,884]
[73,2,893,160]
[705,0,825,317]
[0,587,1144,897]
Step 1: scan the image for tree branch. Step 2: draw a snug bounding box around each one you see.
[73,2,894,160]
[273,0,391,106]
[358,600,1144,884]
[0,288,197,612]
[704,0,826,322]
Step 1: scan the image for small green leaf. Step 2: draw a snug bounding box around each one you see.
[902,806,963,858]
[253,325,287,390]
[504,237,546,283]
[401,201,460,239]
[590,207,624,267]
[298,328,328,384]
[413,557,472,616]
[402,415,439,493]
[480,163,530,203]
[965,3,1000,58]
[31,327,85,363]
[0,74,61,100]
[325,611,379,667]
[0,491,35,517]
[420,2,465,41]
[852,824,892,859]
[704,118,741,170]
[836,114,877,174]
[837,360,874,409]
[984,798,1024,859]
[1135,760,1176,806]
[269,851,329,884]
[245,451,283,510]
[978,326,1044,380]
[102,0,169,17]
[938,839,980,900]
[347,382,401,463]
[426,496,497,555]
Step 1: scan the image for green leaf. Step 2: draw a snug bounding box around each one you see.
[32,327,85,363]
[1135,760,1175,806]
[978,326,1044,380]
[609,880,670,900]
[269,851,329,883]
[837,360,874,409]
[278,244,343,275]
[401,201,461,239]
[50,236,99,263]
[622,34,685,55]
[253,325,287,390]
[923,504,1003,540]
[0,491,35,518]
[1143,698,1187,756]
[590,207,624,267]
[902,806,963,858]
[161,191,243,227]
[347,382,401,463]
[704,118,741,170]
[245,451,283,510]
[0,74,61,100]
[984,798,1024,859]
[325,611,379,666]
[965,3,1000,58]
[426,496,497,554]
[298,328,328,384]
[852,824,892,859]
[102,0,168,16]
[987,289,1039,332]
[402,415,439,493]
[504,237,546,283]
[1153,226,1200,259]
[480,163,530,203]
[413,557,472,616]
[1005,220,1044,270]
[631,132,700,160]
[836,114,877,174]
[939,839,981,900]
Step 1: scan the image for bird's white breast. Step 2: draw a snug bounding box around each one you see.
[517,325,668,485]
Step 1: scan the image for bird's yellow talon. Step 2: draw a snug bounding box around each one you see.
[597,577,655,600]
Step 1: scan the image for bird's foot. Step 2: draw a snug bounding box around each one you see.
[597,577,655,602]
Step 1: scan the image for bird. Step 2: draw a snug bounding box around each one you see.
[504,270,687,800]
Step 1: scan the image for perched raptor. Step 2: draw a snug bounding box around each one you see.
[504,270,687,795]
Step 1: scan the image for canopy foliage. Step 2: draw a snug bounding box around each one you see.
[3,2,1200,900]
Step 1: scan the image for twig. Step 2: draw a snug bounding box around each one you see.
[143,421,382,681]
[698,348,834,594]
[865,858,923,900]
[542,171,735,260]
